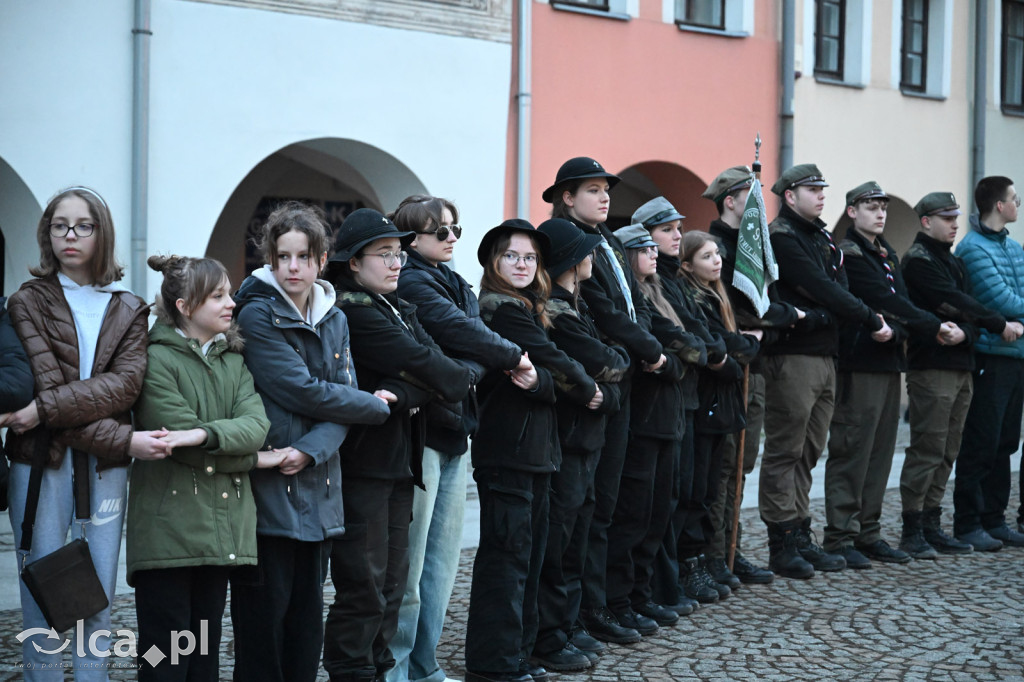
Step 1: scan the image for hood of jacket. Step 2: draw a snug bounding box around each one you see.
[235,266,337,325]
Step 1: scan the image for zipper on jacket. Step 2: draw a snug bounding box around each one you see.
[192,470,198,495]
[344,347,352,385]
[233,476,241,499]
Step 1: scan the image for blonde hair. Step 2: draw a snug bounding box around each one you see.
[31,186,124,285]
[679,231,737,332]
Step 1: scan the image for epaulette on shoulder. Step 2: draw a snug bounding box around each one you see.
[903,242,928,262]
[478,291,527,322]
[839,240,864,258]
[546,297,578,321]
[768,219,794,236]
[338,291,374,307]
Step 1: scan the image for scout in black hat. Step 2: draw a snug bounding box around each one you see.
[538,218,602,279]
[477,218,551,267]
[543,156,621,203]
[325,208,416,293]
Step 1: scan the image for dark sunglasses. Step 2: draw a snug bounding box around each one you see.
[421,224,463,241]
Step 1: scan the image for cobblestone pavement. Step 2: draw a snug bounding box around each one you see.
[2,478,1022,680]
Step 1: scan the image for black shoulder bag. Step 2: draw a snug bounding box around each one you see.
[19,437,109,632]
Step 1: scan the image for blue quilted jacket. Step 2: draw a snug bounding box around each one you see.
[955,215,1024,358]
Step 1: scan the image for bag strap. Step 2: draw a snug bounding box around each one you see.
[19,436,91,554]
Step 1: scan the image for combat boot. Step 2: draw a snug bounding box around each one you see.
[921,507,972,555]
[680,556,719,603]
[696,554,731,599]
[899,510,938,559]
[794,518,846,571]
[766,520,814,579]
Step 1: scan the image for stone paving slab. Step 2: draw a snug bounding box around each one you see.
[2,476,1022,681]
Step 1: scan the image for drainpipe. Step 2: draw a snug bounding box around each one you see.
[132,0,152,298]
[779,0,795,173]
[516,0,532,219]
[972,0,987,201]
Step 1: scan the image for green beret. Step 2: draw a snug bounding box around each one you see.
[703,166,754,203]
[845,181,889,206]
[771,163,829,196]
[914,191,961,218]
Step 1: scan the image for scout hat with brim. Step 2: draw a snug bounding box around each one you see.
[537,218,603,278]
[542,157,621,203]
[771,163,829,196]
[328,208,415,263]
[914,192,962,218]
[477,219,551,266]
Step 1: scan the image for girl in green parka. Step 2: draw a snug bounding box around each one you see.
[127,255,271,682]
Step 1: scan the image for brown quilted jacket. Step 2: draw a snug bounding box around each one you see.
[5,275,150,470]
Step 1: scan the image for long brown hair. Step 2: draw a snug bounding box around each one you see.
[480,232,552,328]
[679,231,737,332]
[31,186,124,285]
[625,249,684,328]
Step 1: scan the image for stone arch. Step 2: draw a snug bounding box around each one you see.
[610,161,715,232]
[0,157,43,295]
[207,138,429,286]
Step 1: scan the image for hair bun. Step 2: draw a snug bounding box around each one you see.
[147,254,185,273]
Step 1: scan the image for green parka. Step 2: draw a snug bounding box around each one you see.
[126,321,270,584]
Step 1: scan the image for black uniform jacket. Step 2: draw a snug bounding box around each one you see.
[765,204,882,357]
[709,219,801,364]
[901,231,1007,372]
[473,290,596,473]
[837,229,941,373]
[567,217,663,365]
[547,285,631,453]
[397,249,522,455]
[333,275,473,482]
[656,254,726,411]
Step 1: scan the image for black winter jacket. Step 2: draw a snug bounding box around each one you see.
[656,254,726,410]
[473,291,596,472]
[0,297,33,414]
[233,273,391,540]
[397,250,521,455]
[547,285,630,453]
[332,275,473,482]
[837,230,941,373]
[629,293,688,441]
[765,205,882,357]
[901,232,1007,372]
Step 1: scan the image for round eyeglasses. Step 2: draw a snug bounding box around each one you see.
[367,251,408,268]
[421,224,463,241]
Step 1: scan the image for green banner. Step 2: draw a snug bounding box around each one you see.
[732,177,778,317]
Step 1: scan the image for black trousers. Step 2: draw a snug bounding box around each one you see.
[135,565,231,682]
[230,535,327,682]
[606,434,678,613]
[677,431,726,558]
[651,410,695,606]
[953,354,1024,534]
[324,477,414,681]
[580,382,632,611]
[465,467,550,674]
[534,447,599,656]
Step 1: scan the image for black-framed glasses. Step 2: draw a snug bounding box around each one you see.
[367,251,407,268]
[49,223,95,238]
[501,252,537,267]
[421,224,463,241]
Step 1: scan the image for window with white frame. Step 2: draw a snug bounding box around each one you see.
[894,0,951,99]
[1004,0,1024,112]
[670,0,752,35]
[549,0,632,19]
[808,0,870,86]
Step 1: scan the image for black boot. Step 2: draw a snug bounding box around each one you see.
[697,554,731,599]
[732,553,775,584]
[706,556,741,590]
[766,520,814,579]
[921,507,972,555]
[899,510,938,559]
[794,518,846,571]
[680,556,719,603]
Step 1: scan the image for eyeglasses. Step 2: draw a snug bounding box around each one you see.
[501,252,537,267]
[636,246,658,258]
[1002,194,1022,208]
[367,251,408,268]
[422,224,463,241]
[49,223,95,238]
